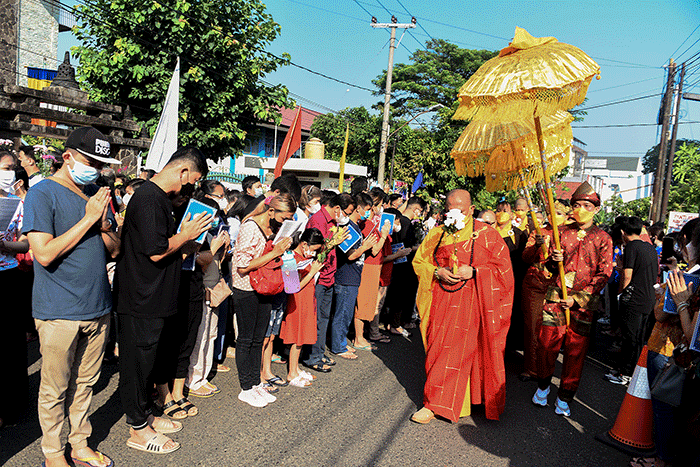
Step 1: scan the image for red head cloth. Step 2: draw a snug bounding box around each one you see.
[570,181,600,206]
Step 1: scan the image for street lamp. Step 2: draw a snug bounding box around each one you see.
[388,103,445,187]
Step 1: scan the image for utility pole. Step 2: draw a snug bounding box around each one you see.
[650,59,676,223]
[660,62,685,222]
[372,15,416,188]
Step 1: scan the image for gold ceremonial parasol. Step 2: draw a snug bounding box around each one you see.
[452,27,600,325]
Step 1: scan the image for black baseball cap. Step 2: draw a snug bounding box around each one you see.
[65,127,121,165]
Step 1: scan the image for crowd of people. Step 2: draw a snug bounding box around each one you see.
[0,125,698,467]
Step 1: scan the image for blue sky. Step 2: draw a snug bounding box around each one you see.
[59,0,700,161]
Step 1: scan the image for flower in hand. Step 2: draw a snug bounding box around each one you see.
[443,209,466,235]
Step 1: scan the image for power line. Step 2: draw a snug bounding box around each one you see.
[573,121,700,128]
[587,75,664,93]
[590,56,661,69]
[677,36,700,63]
[669,23,700,61]
[578,92,662,111]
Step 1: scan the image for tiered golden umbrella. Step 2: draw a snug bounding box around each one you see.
[451,27,600,324]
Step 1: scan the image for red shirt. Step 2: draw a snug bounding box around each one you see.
[307,206,337,287]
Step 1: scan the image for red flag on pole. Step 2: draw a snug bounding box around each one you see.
[274,106,302,178]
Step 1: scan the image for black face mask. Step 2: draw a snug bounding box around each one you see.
[269,217,283,234]
[180,182,196,199]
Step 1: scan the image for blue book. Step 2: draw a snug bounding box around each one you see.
[338,223,362,253]
[380,212,396,235]
[662,273,700,314]
[392,242,407,264]
[177,199,216,244]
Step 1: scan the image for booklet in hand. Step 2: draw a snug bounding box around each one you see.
[392,242,408,264]
[273,219,308,245]
[177,199,217,244]
[380,212,395,235]
[0,197,21,232]
[338,223,362,253]
[662,273,700,314]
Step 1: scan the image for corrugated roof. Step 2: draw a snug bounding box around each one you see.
[277,106,323,132]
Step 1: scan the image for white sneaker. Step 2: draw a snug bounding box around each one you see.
[254,384,277,403]
[238,388,267,408]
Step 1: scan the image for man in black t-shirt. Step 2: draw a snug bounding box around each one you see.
[115,147,213,454]
[608,216,658,382]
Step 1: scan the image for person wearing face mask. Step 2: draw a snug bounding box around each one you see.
[0,151,30,431]
[532,181,613,418]
[241,175,264,208]
[230,194,295,407]
[115,146,213,455]
[301,192,356,372]
[330,193,378,360]
[519,201,570,382]
[411,189,514,424]
[386,196,428,334]
[353,188,392,351]
[22,127,121,467]
[17,145,44,187]
[512,197,530,233]
[494,200,527,356]
[294,185,322,223]
[279,228,325,385]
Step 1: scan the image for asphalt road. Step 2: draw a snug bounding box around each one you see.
[2,326,633,467]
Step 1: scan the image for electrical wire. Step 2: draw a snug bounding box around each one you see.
[669,23,700,61]
[578,92,663,111]
[573,121,700,128]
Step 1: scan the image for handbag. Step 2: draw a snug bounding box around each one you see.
[206,278,232,308]
[650,357,688,407]
[249,240,284,295]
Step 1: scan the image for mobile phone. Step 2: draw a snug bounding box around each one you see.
[661,237,675,263]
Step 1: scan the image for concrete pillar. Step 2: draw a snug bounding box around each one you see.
[0,0,19,86]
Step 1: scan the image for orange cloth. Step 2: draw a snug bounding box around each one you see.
[413,222,514,421]
[355,263,382,321]
[280,252,317,346]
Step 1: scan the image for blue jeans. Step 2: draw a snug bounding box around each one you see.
[647,350,677,463]
[302,283,333,366]
[331,284,359,354]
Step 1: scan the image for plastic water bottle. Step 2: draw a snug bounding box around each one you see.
[281,250,300,294]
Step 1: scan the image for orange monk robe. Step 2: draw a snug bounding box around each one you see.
[413,219,514,421]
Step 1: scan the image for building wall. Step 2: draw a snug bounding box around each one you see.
[18,0,59,86]
[0,0,19,86]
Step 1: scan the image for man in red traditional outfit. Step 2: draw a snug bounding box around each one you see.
[532,182,612,417]
[411,189,514,423]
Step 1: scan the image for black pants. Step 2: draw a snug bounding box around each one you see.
[232,288,271,391]
[619,306,649,376]
[387,263,418,329]
[118,314,172,428]
[155,297,204,383]
[0,268,28,424]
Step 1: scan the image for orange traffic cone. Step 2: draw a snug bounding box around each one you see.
[595,345,655,456]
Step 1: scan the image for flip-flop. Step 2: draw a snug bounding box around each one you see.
[204,382,221,394]
[336,351,358,360]
[70,451,114,467]
[126,433,180,454]
[352,343,376,351]
[187,385,215,398]
[266,376,289,387]
[321,355,336,366]
[174,398,198,417]
[629,457,655,467]
[369,335,391,343]
[303,362,331,373]
[271,354,287,364]
[287,375,312,388]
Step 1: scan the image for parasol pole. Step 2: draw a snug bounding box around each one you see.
[518,171,547,257]
[534,115,570,327]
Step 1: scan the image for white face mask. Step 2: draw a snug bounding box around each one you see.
[308,202,321,214]
[254,186,264,197]
[338,214,350,226]
[0,170,16,193]
[393,222,401,233]
[216,198,228,211]
[686,242,697,264]
[122,193,132,206]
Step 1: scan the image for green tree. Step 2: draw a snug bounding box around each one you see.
[72,0,291,159]
[597,196,651,225]
[372,39,497,117]
[641,139,700,174]
[668,142,700,213]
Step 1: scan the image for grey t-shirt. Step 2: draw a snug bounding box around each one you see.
[22,179,112,321]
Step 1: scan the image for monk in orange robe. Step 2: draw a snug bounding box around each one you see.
[411,189,514,423]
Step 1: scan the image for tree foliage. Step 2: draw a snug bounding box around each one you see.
[372,39,497,117]
[597,196,651,225]
[72,0,291,159]
[642,139,700,174]
[668,142,700,213]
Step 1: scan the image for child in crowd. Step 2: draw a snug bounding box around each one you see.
[279,228,325,387]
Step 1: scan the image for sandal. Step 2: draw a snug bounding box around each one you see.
[336,351,358,360]
[271,354,287,364]
[175,397,198,417]
[187,385,215,398]
[303,362,332,373]
[300,370,316,381]
[204,381,221,394]
[630,457,655,467]
[266,376,289,387]
[368,335,391,343]
[126,432,180,454]
[261,381,279,393]
[352,342,376,351]
[70,451,114,467]
[159,400,187,420]
[288,375,312,388]
[321,355,336,366]
[150,416,182,434]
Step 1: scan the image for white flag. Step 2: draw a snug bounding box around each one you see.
[144,57,180,172]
